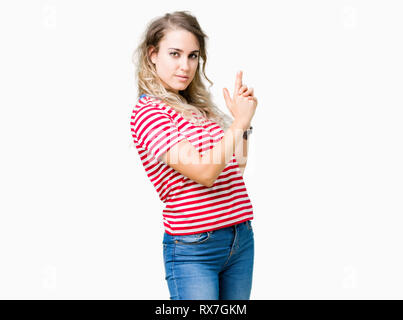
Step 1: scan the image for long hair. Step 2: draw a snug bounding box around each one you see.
[132,10,232,130]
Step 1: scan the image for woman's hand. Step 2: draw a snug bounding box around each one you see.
[223,71,258,130]
[239,85,255,100]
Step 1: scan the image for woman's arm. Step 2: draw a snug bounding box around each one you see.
[234,135,249,176]
[160,119,247,187]
[160,71,257,185]
[227,72,255,176]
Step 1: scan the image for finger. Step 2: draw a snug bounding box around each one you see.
[247,95,257,101]
[222,88,232,107]
[242,87,254,96]
[239,85,248,95]
[234,70,243,96]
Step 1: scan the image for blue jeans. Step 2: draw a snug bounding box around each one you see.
[162,220,254,300]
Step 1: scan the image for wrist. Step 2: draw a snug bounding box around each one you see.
[232,119,250,131]
[243,125,253,140]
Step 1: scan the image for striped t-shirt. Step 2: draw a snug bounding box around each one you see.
[130,93,254,235]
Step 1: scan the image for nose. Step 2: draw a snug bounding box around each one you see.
[179,57,190,72]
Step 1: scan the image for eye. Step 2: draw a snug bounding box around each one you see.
[170,52,199,59]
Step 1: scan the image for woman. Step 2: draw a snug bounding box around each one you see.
[130,11,258,300]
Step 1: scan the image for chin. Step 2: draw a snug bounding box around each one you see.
[173,85,188,92]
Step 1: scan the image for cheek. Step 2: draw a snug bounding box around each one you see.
[157,61,173,78]
[164,59,177,74]
[192,64,199,76]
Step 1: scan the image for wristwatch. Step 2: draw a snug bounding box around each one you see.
[243,126,253,140]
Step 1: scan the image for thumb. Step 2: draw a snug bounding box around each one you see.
[222,88,232,109]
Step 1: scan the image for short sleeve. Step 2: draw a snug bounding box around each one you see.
[131,104,187,162]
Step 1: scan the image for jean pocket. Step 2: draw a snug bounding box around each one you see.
[246,220,253,231]
[173,231,211,245]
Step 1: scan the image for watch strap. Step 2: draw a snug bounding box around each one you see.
[243,126,253,140]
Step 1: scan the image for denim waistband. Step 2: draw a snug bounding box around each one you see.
[165,220,252,237]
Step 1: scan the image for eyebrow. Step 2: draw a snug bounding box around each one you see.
[168,48,200,53]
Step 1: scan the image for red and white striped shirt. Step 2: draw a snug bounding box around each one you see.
[130,94,254,235]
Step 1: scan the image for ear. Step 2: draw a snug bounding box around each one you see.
[148,46,156,64]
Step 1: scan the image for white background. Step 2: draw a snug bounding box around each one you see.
[0,0,402,299]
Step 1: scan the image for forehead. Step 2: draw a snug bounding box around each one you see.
[160,29,199,50]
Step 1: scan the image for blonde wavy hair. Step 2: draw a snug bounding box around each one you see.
[132,10,232,130]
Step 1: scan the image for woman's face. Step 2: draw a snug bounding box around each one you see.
[149,29,200,94]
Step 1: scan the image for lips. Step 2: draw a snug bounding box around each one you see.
[176,75,189,79]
